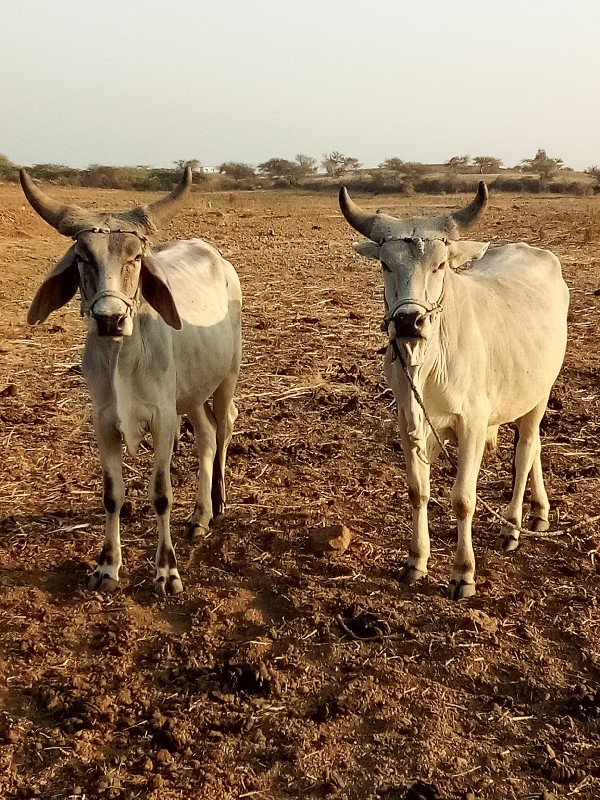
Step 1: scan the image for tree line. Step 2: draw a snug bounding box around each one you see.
[0,150,598,195]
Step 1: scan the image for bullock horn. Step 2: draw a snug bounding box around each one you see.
[450,181,489,233]
[143,166,192,229]
[20,169,92,237]
[339,186,380,242]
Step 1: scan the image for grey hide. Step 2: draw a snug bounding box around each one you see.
[340,183,569,599]
[22,168,242,595]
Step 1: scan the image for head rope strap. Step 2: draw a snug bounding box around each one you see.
[380,235,447,331]
[73,227,148,317]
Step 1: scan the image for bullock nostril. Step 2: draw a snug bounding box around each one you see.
[392,311,426,338]
[93,313,127,337]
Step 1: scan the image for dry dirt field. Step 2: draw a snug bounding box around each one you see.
[0,183,599,800]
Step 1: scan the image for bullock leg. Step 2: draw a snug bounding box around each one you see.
[397,422,431,585]
[186,402,218,541]
[449,421,487,599]
[211,379,239,518]
[150,417,183,596]
[529,441,550,532]
[88,423,124,592]
[496,400,548,552]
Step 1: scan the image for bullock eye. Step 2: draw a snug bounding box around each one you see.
[437,262,446,271]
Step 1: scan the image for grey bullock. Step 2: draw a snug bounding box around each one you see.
[22,168,242,595]
[339,183,568,599]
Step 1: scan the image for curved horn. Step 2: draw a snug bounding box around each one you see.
[144,166,192,229]
[339,186,380,242]
[20,169,91,237]
[450,181,489,233]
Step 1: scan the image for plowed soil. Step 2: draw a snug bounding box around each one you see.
[0,184,599,800]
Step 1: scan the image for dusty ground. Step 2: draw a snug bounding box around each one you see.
[0,183,599,800]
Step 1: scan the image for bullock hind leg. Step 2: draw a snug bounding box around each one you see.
[449,420,488,599]
[496,399,549,552]
[211,379,239,518]
[186,402,218,541]
[150,417,183,596]
[88,423,124,592]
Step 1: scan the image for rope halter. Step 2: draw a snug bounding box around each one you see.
[73,227,148,318]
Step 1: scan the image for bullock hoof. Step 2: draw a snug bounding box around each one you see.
[495,532,520,553]
[88,572,119,593]
[532,517,549,532]
[448,579,476,600]
[398,563,427,586]
[168,575,184,595]
[187,522,209,542]
[154,575,184,596]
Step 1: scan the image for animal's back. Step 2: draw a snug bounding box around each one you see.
[450,242,568,424]
[151,239,242,411]
[465,242,568,315]
[153,238,241,328]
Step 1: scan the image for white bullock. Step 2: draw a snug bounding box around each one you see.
[339,183,568,598]
[22,168,242,595]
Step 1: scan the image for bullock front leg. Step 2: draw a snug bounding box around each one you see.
[449,420,487,599]
[186,402,217,541]
[497,400,549,552]
[88,423,124,592]
[151,419,183,596]
[397,422,431,585]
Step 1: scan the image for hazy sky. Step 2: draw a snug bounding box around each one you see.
[2,1,599,171]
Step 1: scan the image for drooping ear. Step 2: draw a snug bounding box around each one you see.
[447,240,490,270]
[353,241,381,260]
[27,245,80,324]
[140,253,182,330]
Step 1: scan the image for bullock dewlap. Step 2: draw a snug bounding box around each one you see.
[339,182,569,599]
[22,167,242,595]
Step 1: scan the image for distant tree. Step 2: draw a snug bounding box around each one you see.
[257,158,300,180]
[295,154,317,176]
[445,155,471,173]
[343,156,362,172]
[379,157,405,173]
[473,156,502,174]
[218,162,256,180]
[321,151,361,177]
[403,161,428,178]
[0,153,19,181]
[520,149,564,181]
[321,151,346,177]
[173,158,202,172]
[585,166,600,192]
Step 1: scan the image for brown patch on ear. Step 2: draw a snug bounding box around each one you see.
[140,254,182,330]
[27,246,79,324]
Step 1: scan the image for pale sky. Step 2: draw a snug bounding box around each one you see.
[2,0,599,172]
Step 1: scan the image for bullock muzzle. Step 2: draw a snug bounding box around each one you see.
[391,310,427,338]
[93,312,130,337]
[83,289,138,337]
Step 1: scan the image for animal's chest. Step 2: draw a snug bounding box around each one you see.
[83,347,176,455]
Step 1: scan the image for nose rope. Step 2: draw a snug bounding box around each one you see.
[383,276,446,328]
[81,288,140,317]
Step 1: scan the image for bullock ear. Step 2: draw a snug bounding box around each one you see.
[140,254,183,330]
[27,246,79,325]
[447,240,490,270]
[353,241,381,260]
